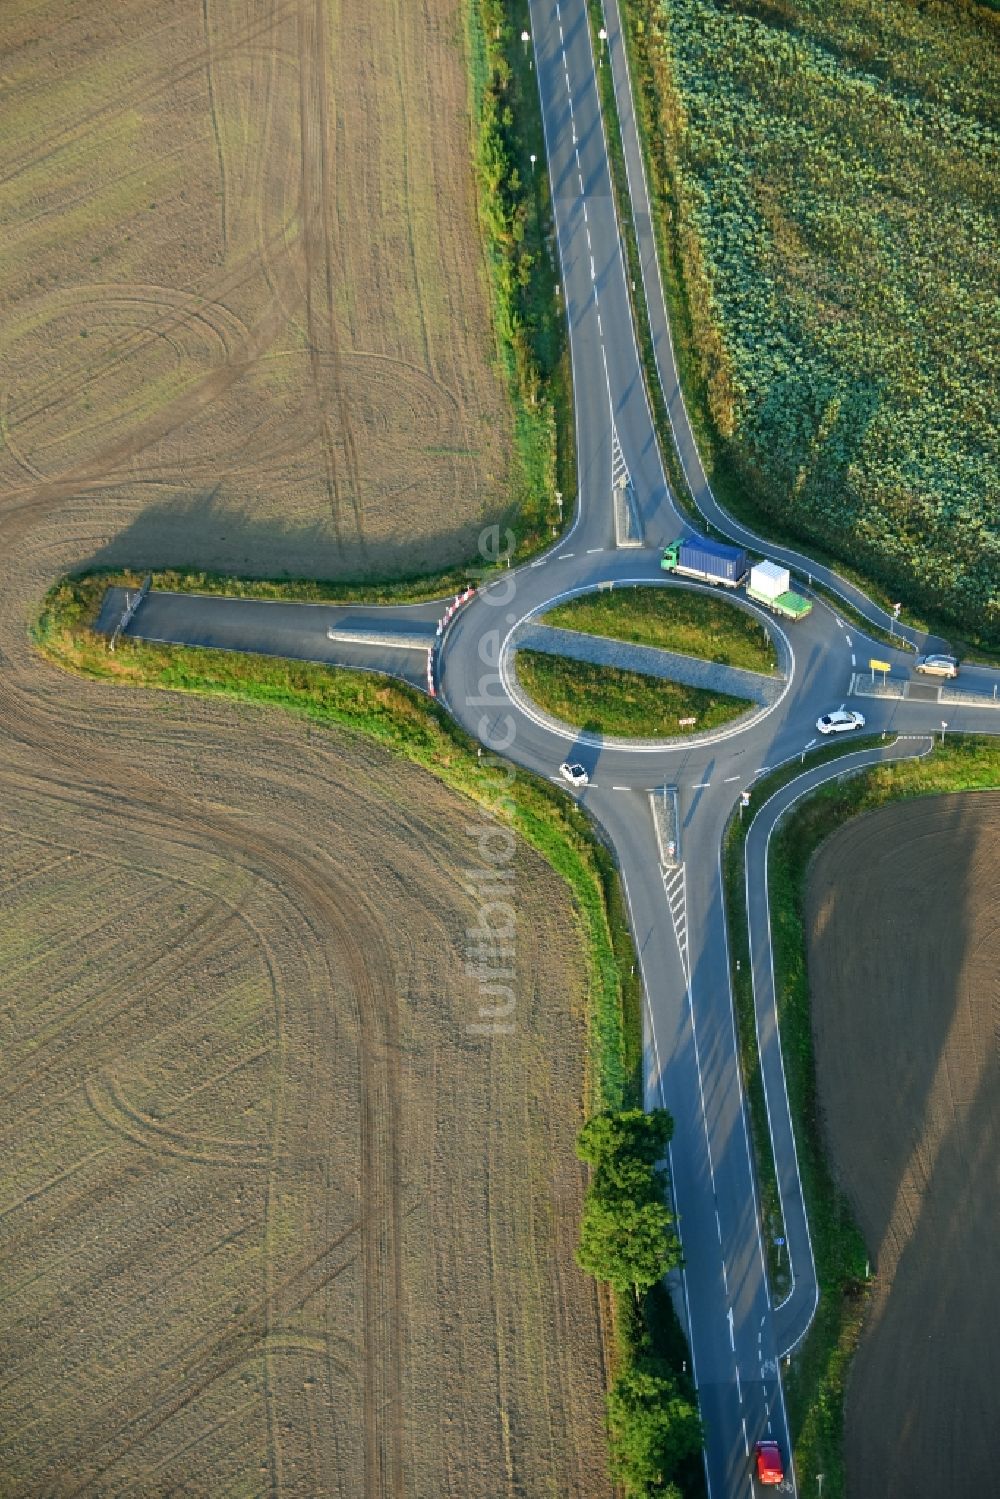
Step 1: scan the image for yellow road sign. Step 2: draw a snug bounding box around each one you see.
[869,658,891,673]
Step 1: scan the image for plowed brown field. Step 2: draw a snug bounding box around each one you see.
[806,794,1000,1499]
[0,2,609,1494]
[0,0,511,578]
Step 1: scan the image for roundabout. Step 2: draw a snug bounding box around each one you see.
[89,1,1000,1492]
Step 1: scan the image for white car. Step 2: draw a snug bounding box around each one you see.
[816,709,866,735]
[559,761,589,787]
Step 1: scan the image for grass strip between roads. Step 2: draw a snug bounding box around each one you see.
[545,584,777,674]
[517,648,753,739]
[724,733,1000,1498]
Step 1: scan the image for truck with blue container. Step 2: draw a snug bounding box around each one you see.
[660,536,749,588]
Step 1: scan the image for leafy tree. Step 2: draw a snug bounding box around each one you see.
[577,1192,681,1294]
[577,1107,673,1171]
[575,1108,681,1294]
[606,1361,702,1498]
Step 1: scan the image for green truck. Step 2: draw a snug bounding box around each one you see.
[745,561,812,621]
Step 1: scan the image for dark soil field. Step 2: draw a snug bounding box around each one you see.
[805,793,1000,1498]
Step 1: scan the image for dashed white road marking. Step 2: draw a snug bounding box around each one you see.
[845,634,853,648]
[597,312,603,335]
[724,774,741,782]
[691,780,711,788]
[612,784,630,791]
[586,546,603,554]
[590,256,596,280]
[557,551,575,560]
[851,652,856,666]
[727,1306,735,1351]
[582,200,588,222]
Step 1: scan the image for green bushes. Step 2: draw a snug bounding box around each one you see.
[607,1362,703,1499]
[576,1109,681,1293]
[620,0,999,645]
[574,1109,702,1497]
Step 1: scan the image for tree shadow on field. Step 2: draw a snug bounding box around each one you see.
[81,486,494,587]
[806,791,1000,1497]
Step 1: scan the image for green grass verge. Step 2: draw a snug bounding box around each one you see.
[516,648,753,738]
[545,584,777,674]
[723,733,1000,1497]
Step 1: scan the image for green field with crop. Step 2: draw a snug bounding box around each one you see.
[629,0,998,643]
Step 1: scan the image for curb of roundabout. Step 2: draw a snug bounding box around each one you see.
[493,579,797,755]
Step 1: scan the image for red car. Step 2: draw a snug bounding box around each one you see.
[754,1439,784,1485]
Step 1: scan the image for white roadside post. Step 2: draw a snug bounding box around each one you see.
[598,26,608,66]
[941,720,948,744]
[520,28,531,68]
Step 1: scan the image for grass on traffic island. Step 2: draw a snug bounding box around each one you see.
[517,648,753,739]
[36,569,703,1497]
[545,585,778,675]
[723,733,1000,1499]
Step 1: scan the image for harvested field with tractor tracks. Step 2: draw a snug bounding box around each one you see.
[0,0,514,579]
[806,793,1000,1498]
[0,1,610,1494]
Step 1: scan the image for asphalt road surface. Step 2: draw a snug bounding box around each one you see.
[96,2,1000,1493]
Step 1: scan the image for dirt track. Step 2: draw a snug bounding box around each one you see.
[0,2,609,1493]
[806,794,1000,1499]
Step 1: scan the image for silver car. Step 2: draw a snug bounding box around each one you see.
[915,654,959,678]
[559,762,589,787]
